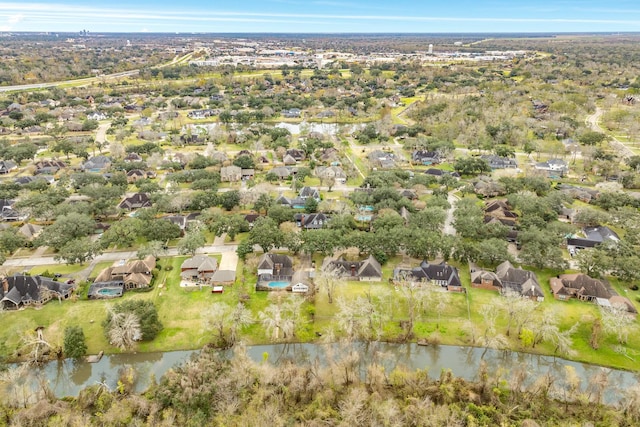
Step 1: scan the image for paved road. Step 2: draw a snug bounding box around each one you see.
[3,244,238,269]
[443,191,459,236]
[586,107,635,159]
[95,123,111,144]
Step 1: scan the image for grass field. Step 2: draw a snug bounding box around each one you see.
[4,254,640,371]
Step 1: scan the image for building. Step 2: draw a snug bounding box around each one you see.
[471,261,544,301]
[394,261,462,290]
[94,256,156,290]
[322,255,383,281]
[1,275,74,310]
[118,193,152,210]
[567,226,619,249]
[180,255,219,282]
[481,154,518,169]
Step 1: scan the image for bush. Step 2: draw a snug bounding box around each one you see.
[63,326,87,359]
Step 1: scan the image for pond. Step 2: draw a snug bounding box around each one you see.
[186,122,364,136]
[14,343,640,403]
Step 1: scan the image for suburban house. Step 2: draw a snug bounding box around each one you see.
[294,212,330,230]
[126,169,154,183]
[94,256,156,290]
[0,160,17,174]
[270,166,293,180]
[118,193,152,211]
[281,108,301,118]
[180,255,219,282]
[257,253,294,279]
[220,165,242,182]
[286,149,305,163]
[82,156,111,172]
[550,274,637,314]
[241,169,255,180]
[315,166,347,184]
[1,275,74,310]
[283,154,298,165]
[299,186,321,202]
[481,154,518,169]
[34,160,66,175]
[124,152,144,163]
[322,255,383,281]
[471,261,544,301]
[368,150,396,169]
[412,150,441,165]
[87,112,107,121]
[425,168,460,179]
[567,225,620,249]
[18,223,43,240]
[394,261,462,290]
[1,201,27,221]
[474,179,506,197]
[535,158,568,177]
[484,199,518,228]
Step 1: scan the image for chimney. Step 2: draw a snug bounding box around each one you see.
[2,277,8,293]
[531,285,535,295]
[350,264,356,277]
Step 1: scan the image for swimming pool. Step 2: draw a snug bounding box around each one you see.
[97,288,122,296]
[267,281,290,288]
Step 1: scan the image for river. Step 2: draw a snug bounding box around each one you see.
[16,343,639,404]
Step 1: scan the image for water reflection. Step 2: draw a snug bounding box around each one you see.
[17,343,638,403]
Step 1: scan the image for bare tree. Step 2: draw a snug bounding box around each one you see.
[315,267,345,304]
[21,327,55,365]
[107,308,141,350]
[336,295,382,341]
[203,302,252,347]
[601,303,634,345]
[258,295,302,341]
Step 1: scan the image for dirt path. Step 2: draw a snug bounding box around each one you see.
[585,107,635,159]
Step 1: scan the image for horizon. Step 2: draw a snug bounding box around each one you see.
[2,1,640,33]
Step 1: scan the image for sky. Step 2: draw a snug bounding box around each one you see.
[2,1,640,33]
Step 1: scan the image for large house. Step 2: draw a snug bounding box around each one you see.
[0,160,17,174]
[94,256,156,290]
[322,255,383,281]
[535,159,568,177]
[257,253,294,280]
[294,212,330,230]
[221,165,242,182]
[412,150,441,165]
[118,193,152,210]
[550,274,637,314]
[471,261,544,301]
[315,166,347,184]
[180,255,218,282]
[394,261,462,290]
[1,275,74,310]
[34,160,66,175]
[481,155,518,169]
[567,226,619,249]
[82,155,111,172]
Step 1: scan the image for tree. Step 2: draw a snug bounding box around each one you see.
[136,240,167,259]
[177,227,206,256]
[258,295,303,341]
[601,303,634,345]
[575,249,611,278]
[104,300,162,343]
[37,213,95,250]
[55,237,101,265]
[518,228,567,270]
[106,309,141,350]
[453,157,491,176]
[315,268,345,304]
[249,217,283,253]
[579,131,606,146]
[254,193,273,214]
[63,326,87,359]
[473,238,513,267]
[0,228,26,254]
[268,204,294,225]
[304,197,318,214]
[220,190,241,211]
[141,219,181,242]
[203,302,252,348]
[99,218,141,249]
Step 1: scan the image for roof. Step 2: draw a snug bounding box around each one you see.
[258,253,294,270]
[405,261,462,286]
[211,269,236,283]
[323,255,382,279]
[556,274,613,299]
[182,255,218,271]
[495,261,543,298]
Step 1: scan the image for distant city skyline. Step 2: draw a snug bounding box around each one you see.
[2,1,640,33]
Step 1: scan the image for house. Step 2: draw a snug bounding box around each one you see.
[34,160,66,175]
[18,223,43,240]
[1,275,74,310]
[368,150,396,169]
[1,204,28,222]
[318,147,339,163]
[394,261,462,290]
[82,156,111,172]
[294,212,330,229]
[470,270,504,292]
[315,166,347,184]
[481,155,518,169]
[126,169,146,183]
[495,261,544,301]
[124,152,143,163]
[94,256,156,290]
[567,225,620,249]
[535,158,568,177]
[118,193,152,210]
[425,168,460,179]
[87,112,107,121]
[240,169,254,181]
[285,149,305,162]
[283,154,298,165]
[322,255,383,281]
[180,255,219,282]
[0,160,17,174]
[244,214,262,228]
[484,199,518,227]
[550,274,637,314]
[257,253,294,281]
[220,165,242,182]
[474,179,505,197]
[281,108,301,118]
[211,269,236,285]
[412,150,441,165]
[299,186,321,202]
[270,166,292,180]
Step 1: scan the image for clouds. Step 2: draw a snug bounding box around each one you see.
[1,1,640,32]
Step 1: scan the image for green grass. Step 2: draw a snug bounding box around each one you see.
[29,264,87,276]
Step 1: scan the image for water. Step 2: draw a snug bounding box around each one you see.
[97,288,122,296]
[267,281,290,288]
[12,343,640,403]
[186,121,364,136]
